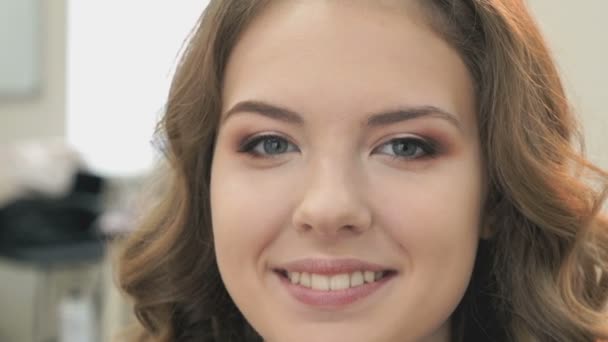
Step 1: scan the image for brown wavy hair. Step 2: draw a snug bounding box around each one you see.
[117,0,608,341]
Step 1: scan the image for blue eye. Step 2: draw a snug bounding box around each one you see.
[375,137,437,160]
[239,134,299,157]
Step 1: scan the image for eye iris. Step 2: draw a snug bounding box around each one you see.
[263,137,287,154]
[393,140,418,157]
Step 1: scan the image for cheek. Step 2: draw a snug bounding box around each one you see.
[370,160,483,330]
[373,157,483,274]
[210,158,296,268]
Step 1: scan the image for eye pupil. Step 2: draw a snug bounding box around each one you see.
[393,140,418,157]
[264,137,287,154]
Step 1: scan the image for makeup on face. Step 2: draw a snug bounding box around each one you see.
[210,1,482,341]
[272,258,398,308]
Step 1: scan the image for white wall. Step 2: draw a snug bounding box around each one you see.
[529,0,608,169]
[66,0,207,177]
[0,0,66,144]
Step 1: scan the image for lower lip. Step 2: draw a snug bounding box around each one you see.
[277,273,394,308]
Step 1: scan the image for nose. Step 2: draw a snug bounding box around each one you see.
[291,158,373,239]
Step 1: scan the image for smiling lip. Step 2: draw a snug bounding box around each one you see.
[275,258,391,275]
[273,258,396,308]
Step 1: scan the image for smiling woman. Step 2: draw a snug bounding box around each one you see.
[117,1,608,341]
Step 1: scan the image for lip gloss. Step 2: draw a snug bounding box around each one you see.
[278,272,393,307]
[273,258,396,308]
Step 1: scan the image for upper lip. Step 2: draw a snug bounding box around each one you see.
[274,258,395,275]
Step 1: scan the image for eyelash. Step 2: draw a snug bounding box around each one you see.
[374,136,439,161]
[238,134,299,159]
[238,134,439,161]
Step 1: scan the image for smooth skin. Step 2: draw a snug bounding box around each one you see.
[210,1,485,341]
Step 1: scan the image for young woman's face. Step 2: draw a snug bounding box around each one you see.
[211,1,484,341]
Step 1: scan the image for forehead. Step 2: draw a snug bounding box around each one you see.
[221,0,475,128]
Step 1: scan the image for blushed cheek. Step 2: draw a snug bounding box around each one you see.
[380,199,478,266]
[210,162,295,269]
[374,164,483,265]
[379,175,480,314]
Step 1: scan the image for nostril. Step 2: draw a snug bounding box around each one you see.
[344,224,360,232]
[297,223,313,232]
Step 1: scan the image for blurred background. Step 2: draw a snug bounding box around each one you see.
[0,0,606,341]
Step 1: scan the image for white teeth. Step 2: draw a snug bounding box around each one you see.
[330,274,350,291]
[284,270,389,290]
[289,271,300,284]
[300,272,311,287]
[350,271,364,287]
[364,271,375,283]
[311,274,330,291]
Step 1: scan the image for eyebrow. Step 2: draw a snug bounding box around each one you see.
[221,100,463,131]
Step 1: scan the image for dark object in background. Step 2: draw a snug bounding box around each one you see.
[0,170,106,262]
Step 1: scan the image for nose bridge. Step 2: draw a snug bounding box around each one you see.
[292,153,372,236]
[311,155,355,201]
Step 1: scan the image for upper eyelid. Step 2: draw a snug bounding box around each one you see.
[374,134,429,148]
[248,132,295,143]
[375,136,431,149]
[376,136,433,150]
